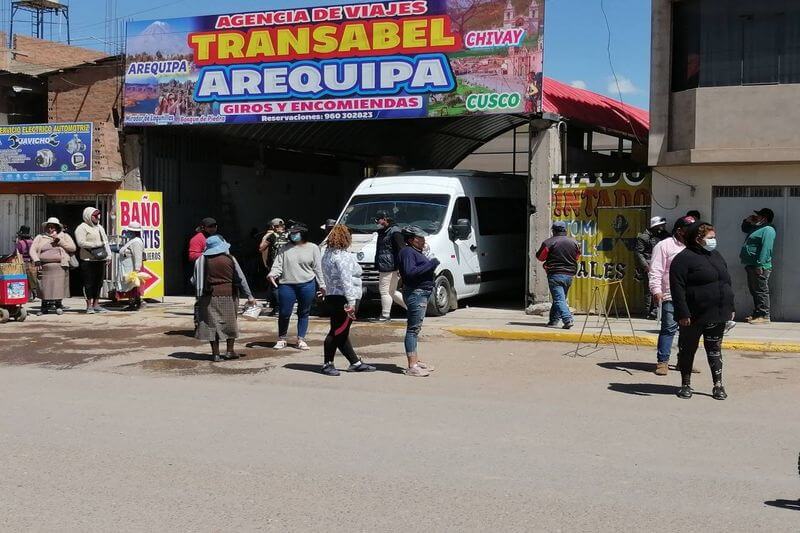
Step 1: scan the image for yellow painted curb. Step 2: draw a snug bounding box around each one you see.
[443,327,800,354]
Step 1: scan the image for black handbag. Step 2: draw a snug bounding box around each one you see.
[87,245,108,260]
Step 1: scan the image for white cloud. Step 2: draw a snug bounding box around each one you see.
[570,80,588,90]
[607,76,639,95]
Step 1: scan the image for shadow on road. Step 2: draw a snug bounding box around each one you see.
[598,361,657,373]
[764,499,800,511]
[607,382,681,396]
[164,330,195,337]
[284,363,405,374]
[168,352,213,362]
[246,341,277,349]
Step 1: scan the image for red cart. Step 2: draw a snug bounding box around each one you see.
[0,254,28,323]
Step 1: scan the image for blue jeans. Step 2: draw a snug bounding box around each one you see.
[278,280,317,339]
[657,300,679,363]
[403,288,431,354]
[548,274,574,324]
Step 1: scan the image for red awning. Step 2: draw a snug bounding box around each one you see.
[543,77,649,140]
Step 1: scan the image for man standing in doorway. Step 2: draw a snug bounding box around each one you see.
[740,208,777,324]
[635,216,670,319]
[536,221,581,330]
[374,210,407,322]
[259,218,289,316]
[188,217,218,262]
[649,215,695,376]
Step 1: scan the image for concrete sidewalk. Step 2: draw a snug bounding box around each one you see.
[15,296,800,353]
[434,306,800,353]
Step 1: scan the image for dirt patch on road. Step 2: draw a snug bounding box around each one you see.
[130,358,273,376]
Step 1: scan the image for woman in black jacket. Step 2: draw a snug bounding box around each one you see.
[669,222,735,400]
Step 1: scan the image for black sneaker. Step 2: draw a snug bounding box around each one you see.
[562,321,574,330]
[712,385,727,400]
[677,385,693,399]
[348,361,376,372]
[223,352,240,360]
[321,363,340,376]
[212,354,222,363]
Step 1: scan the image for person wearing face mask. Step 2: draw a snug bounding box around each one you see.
[30,218,76,315]
[397,226,439,377]
[74,207,112,314]
[740,208,776,324]
[635,217,670,320]
[268,223,326,350]
[373,210,407,322]
[259,218,288,316]
[669,222,734,400]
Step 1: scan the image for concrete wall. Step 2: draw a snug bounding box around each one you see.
[650,0,800,167]
[528,126,561,307]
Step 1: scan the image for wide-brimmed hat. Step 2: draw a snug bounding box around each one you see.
[41,217,62,231]
[649,216,667,229]
[126,221,143,233]
[203,235,230,256]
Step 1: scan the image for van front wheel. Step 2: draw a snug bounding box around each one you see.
[427,275,452,317]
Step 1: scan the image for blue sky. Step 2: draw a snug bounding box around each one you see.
[61,0,651,108]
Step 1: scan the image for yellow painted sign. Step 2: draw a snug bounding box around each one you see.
[551,173,651,314]
[115,190,165,299]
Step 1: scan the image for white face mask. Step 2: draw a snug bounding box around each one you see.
[702,238,717,252]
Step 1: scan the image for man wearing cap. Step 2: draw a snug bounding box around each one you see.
[740,208,777,324]
[635,216,670,319]
[536,221,581,329]
[374,210,407,322]
[649,216,695,375]
[259,218,289,315]
[188,217,218,263]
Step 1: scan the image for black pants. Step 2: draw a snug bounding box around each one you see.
[324,295,359,366]
[677,322,724,386]
[81,260,105,300]
[745,266,771,318]
[266,281,280,310]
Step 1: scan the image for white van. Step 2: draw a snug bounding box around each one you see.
[335,170,527,315]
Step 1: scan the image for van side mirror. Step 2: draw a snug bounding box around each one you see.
[450,218,472,241]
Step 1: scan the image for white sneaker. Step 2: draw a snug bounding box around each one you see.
[274,339,287,350]
[405,365,430,377]
[297,339,310,351]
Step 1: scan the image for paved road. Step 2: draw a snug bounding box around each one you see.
[1,301,799,531]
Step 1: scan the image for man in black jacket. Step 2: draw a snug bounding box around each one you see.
[374,210,407,322]
[536,221,581,329]
[635,216,669,319]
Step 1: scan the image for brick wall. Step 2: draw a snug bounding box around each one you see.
[8,34,105,71]
[48,62,121,124]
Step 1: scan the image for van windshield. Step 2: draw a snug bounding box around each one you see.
[341,194,450,235]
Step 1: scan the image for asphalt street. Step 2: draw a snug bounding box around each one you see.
[1,302,798,531]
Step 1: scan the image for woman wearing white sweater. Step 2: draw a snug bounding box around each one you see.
[268,222,325,350]
[74,206,111,314]
[319,224,376,376]
[116,222,145,311]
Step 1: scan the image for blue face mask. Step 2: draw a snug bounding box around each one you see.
[290,233,302,243]
[702,238,717,252]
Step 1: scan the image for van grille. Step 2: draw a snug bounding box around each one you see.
[360,263,380,284]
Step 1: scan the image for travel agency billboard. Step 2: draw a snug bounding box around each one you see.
[123,0,544,125]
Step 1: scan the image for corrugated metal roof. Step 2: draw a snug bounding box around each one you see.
[542,77,649,140]
[161,78,649,169]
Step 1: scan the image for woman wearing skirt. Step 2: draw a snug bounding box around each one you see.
[29,217,76,315]
[192,235,256,361]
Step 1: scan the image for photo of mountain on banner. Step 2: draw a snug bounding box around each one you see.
[122,0,544,125]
